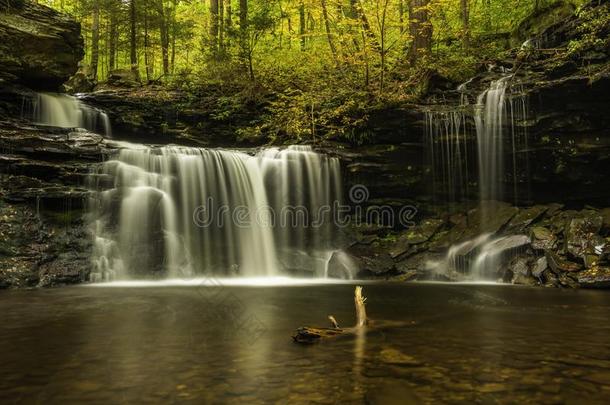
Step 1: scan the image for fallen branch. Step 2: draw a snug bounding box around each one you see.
[292,286,415,344]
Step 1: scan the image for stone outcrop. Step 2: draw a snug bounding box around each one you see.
[0,119,116,288]
[332,201,610,288]
[0,0,83,90]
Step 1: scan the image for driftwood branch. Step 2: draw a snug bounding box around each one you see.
[292,286,415,344]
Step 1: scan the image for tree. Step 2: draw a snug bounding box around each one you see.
[91,0,100,80]
[210,0,219,56]
[130,0,138,74]
[460,0,469,49]
[407,0,431,64]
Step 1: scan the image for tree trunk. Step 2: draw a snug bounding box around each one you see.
[144,10,152,81]
[91,0,100,80]
[320,0,337,62]
[239,0,247,36]
[159,1,169,74]
[299,1,306,51]
[460,0,469,49]
[407,0,432,64]
[210,0,219,56]
[171,0,177,72]
[109,12,117,71]
[219,0,225,52]
[130,0,138,74]
[355,0,381,50]
[225,0,232,49]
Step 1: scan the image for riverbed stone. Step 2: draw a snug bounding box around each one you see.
[506,205,548,233]
[530,226,558,250]
[545,250,582,273]
[565,213,604,263]
[577,266,610,288]
[532,256,548,279]
[388,218,444,258]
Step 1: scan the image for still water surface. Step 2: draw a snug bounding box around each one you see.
[1,282,610,404]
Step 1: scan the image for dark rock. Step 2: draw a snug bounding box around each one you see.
[558,273,580,288]
[0,1,83,89]
[530,226,558,250]
[565,212,603,263]
[512,273,539,286]
[510,1,576,47]
[388,218,444,258]
[326,250,359,279]
[395,251,453,281]
[543,269,561,287]
[545,250,582,273]
[600,208,610,233]
[577,266,610,288]
[103,69,141,88]
[506,205,548,233]
[532,256,548,279]
[63,63,95,93]
[346,243,395,276]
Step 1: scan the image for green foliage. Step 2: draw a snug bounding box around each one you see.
[41,0,595,143]
[567,2,610,56]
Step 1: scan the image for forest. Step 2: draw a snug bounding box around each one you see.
[39,0,606,143]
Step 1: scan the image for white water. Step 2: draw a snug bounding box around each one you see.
[424,110,471,205]
[90,145,343,281]
[475,76,511,202]
[427,76,532,279]
[31,93,112,137]
[85,277,366,288]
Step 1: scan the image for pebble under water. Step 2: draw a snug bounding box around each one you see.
[1,282,610,403]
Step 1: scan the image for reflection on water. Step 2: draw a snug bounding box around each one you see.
[1,283,610,403]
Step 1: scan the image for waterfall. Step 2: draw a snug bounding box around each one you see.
[424,110,472,206]
[89,144,343,280]
[429,75,531,279]
[28,93,112,137]
[475,77,510,202]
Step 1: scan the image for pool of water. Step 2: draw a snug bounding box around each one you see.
[1,282,610,403]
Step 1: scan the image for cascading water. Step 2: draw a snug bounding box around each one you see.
[424,110,472,205]
[26,93,112,137]
[89,144,343,281]
[475,76,510,202]
[427,75,531,279]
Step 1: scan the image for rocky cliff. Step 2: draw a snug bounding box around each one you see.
[0,0,83,90]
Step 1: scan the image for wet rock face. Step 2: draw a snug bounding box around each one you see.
[0,120,114,288]
[0,0,83,90]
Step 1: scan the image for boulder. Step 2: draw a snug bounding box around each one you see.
[387,218,444,258]
[532,256,548,279]
[506,205,548,233]
[63,62,95,93]
[325,250,359,279]
[545,250,582,273]
[565,213,604,263]
[577,266,610,288]
[0,0,84,89]
[346,243,395,276]
[104,69,141,88]
[530,226,558,250]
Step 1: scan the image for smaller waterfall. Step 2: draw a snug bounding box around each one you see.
[429,75,532,280]
[424,110,472,205]
[27,93,112,137]
[474,76,530,204]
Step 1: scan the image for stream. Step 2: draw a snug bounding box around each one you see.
[1,282,610,403]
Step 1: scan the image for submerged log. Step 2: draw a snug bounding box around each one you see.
[292,286,414,344]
